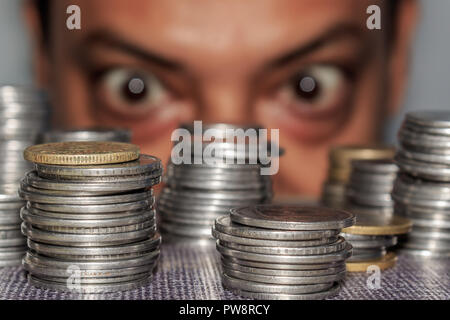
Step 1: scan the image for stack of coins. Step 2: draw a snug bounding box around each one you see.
[394,111,450,257]
[213,205,355,300]
[345,159,398,215]
[42,128,131,143]
[158,124,275,243]
[321,146,395,209]
[0,86,49,267]
[342,214,412,271]
[19,142,163,293]
[342,159,411,271]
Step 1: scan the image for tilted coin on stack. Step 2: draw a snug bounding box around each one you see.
[0,86,49,267]
[321,146,395,209]
[342,159,412,271]
[42,128,131,143]
[158,124,276,244]
[394,111,450,258]
[213,205,355,300]
[19,142,163,293]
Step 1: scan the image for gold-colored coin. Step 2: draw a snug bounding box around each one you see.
[342,214,412,235]
[346,252,397,272]
[329,145,395,168]
[24,142,140,165]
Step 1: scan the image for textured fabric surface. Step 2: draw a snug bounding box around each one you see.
[0,242,449,300]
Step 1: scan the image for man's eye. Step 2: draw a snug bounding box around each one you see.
[278,65,350,112]
[100,68,167,109]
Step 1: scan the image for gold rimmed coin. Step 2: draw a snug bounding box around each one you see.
[342,214,412,235]
[24,142,140,165]
[346,251,397,272]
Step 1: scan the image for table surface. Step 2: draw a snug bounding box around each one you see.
[0,242,449,300]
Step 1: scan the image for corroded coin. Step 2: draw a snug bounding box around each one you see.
[24,141,140,165]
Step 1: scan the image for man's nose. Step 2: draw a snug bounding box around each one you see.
[196,79,252,125]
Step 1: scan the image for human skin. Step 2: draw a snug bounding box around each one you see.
[25,0,418,197]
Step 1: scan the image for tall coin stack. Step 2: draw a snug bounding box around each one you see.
[19,142,163,293]
[213,205,355,300]
[393,111,450,258]
[0,86,49,267]
[321,146,395,209]
[158,124,274,243]
[343,159,412,271]
[42,128,131,143]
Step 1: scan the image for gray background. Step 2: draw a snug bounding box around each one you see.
[0,0,449,142]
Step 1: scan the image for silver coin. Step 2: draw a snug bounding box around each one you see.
[402,238,450,251]
[35,154,161,178]
[22,223,157,246]
[409,227,450,241]
[399,248,450,258]
[214,216,340,241]
[221,258,346,277]
[0,259,22,267]
[399,129,450,150]
[341,235,397,249]
[19,185,153,205]
[229,282,341,300]
[23,258,157,278]
[162,187,266,201]
[0,228,22,239]
[405,111,450,129]
[212,227,338,247]
[35,271,153,285]
[0,250,26,260]
[0,193,21,202]
[21,207,155,229]
[0,211,22,225]
[158,204,227,219]
[25,171,161,192]
[28,199,153,214]
[217,241,353,264]
[223,266,346,285]
[0,238,26,248]
[221,272,333,294]
[346,192,394,207]
[28,234,160,257]
[160,214,215,226]
[166,178,265,191]
[395,154,450,181]
[230,205,355,231]
[25,250,159,270]
[219,237,347,256]
[351,159,398,174]
[28,274,151,294]
[159,192,264,207]
[25,206,155,221]
[160,222,213,238]
[31,219,155,235]
[399,147,450,165]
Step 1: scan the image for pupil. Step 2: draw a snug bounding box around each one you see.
[122,76,147,103]
[293,74,320,100]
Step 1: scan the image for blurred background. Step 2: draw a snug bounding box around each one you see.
[1,0,449,144]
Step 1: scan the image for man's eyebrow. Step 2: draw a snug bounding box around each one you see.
[79,30,184,71]
[267,24,365,69]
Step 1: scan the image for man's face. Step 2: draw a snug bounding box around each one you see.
[32,0,415,197]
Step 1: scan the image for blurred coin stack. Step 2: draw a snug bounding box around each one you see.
[342,159,411,271]
[0,86,49,267]
[19,141,163,293]
[42,128,131,143]
[158,124,275,243]
[213,205,355,300]
[321,146,395,209]
[393,111,450,258]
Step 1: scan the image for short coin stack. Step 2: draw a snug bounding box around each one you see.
[0,86,49,267]
[321,146,395,209]
[42,128,131,143]
[159,124,274,243]
[19,142,162,293]
[394,111,450,257]
[213,205,355,300]
[343,159,411,271]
